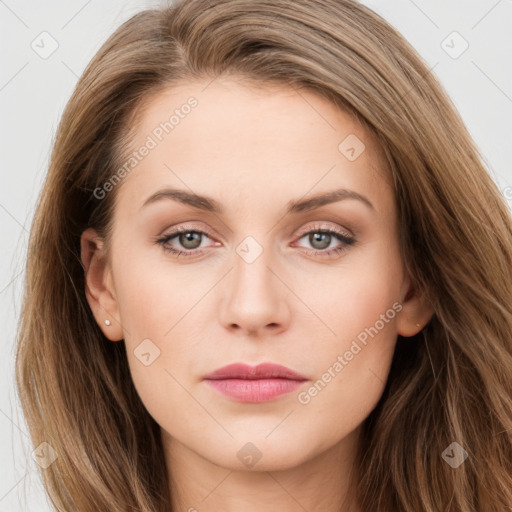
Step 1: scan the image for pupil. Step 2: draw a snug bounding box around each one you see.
[181,232,201,249]
[311,232,330,250]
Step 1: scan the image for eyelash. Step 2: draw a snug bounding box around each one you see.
[156,224,356,258]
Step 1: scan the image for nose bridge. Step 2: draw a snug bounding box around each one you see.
[218,231,289,333]
[231,232,276,301]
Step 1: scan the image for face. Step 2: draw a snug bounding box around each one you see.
[82,76,426,473]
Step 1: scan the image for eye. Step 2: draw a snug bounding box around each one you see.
[156,223,356,258]
[156,226,216,257]
[294,224,356,257]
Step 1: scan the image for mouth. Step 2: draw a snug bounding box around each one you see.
[203,362,308,403]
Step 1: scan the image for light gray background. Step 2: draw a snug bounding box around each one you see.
[1,0,511,510]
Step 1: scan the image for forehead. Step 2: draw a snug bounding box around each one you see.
[115,77,394,218]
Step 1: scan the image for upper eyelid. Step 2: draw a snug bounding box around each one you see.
[297,222,353,236]
[160,223,354,245]
[161,223,352,237]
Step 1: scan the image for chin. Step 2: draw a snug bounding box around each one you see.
[197,432,325,472]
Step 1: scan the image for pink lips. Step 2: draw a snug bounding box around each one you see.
[203,362,308,403]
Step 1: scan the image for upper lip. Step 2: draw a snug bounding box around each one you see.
[203,362,308,381]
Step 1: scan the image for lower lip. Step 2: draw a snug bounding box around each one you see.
[204,378,305,403]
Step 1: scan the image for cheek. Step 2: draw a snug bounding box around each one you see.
[113,244,208,338]
[293,289,399,450]
[291,238,401,426]
[292,233,403,347]
[111,249,213,430]
[295,335,395,456]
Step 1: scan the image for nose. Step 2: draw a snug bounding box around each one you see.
[218,243,291,337]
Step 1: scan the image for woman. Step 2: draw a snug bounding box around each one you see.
[16,0,512,510]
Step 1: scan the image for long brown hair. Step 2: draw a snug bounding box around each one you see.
[16,0,512,510]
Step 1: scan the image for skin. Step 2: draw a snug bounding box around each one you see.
[81,76,433,512]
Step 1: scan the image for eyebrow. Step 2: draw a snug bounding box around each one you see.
[140,187,375,214]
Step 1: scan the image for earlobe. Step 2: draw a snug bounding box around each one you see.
[396,273,434,337]
[80,228,124,342]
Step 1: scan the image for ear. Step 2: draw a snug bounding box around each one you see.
[396,272,434,337]
[80,227,124,342]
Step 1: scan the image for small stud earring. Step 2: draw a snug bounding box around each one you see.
[105,320,111,326]
[416,323,421,327]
